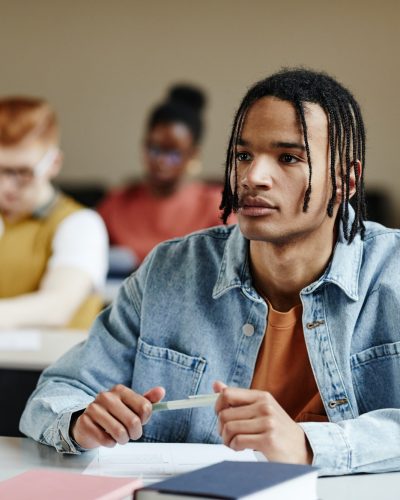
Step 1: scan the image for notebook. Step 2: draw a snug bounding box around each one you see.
[0,468,142,500]
[134,460,318,500]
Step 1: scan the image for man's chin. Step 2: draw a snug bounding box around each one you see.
[0,202,14,214]
[238,218,275,241]
[238,221,294,246]
[238,226,276,243]
[0,202,28,219]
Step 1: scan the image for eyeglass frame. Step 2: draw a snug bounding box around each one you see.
[0,147,59,187]
[145,144,194,168]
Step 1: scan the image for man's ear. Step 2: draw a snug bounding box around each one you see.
[47,150,63,179]
[335,160,362,202]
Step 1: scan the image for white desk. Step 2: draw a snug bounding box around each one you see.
[0,437,94,480]
[0,437,399,499]
[0,328,87,370]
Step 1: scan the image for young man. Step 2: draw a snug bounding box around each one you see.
[20,70,400,475]
[0,97,108,328]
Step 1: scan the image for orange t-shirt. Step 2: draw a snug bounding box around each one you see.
[98,181,234,263]
[251,302,328,423]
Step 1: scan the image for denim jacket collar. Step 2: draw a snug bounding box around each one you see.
[307,206,363,300]
[213,208,363,302]
[301,224,363,301]
[212,225,263,302]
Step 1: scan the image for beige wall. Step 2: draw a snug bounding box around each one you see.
[0,0,399,222]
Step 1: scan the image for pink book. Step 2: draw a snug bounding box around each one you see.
[0,468,142,500]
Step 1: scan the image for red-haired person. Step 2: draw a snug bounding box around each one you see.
[0,97,108,329]
[98,85,235,268]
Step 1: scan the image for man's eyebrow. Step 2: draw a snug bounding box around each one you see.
[236,138,306,151]
[272,141,305,151]
[236,137,249,147]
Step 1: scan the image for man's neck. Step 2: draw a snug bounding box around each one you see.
[147,179,184,198]
[250,227,337,312]
[36,183,56,207]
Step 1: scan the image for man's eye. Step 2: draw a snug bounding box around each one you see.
[280,153,298,164]
[235,152,252,162]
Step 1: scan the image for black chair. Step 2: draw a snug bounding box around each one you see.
[0,369,41,436]
[55,182,107,208]
[364,189,395,227]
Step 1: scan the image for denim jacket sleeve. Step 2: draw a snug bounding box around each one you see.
[19,255,150,454]
[297,226,400,476]
[300,409,400,475]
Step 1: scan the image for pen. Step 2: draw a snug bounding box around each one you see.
[152,393,219,412]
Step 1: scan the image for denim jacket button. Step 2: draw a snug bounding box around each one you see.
[242,324,255,337]
[306,320,325,329]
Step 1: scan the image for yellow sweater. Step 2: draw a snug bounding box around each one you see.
[0,193,103,329]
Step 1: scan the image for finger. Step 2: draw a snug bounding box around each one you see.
[228,433,267,454]
[217,402,267,433]
[218,401,274,425]
[85,402,130,445]
[212,380,227,393]
[215,387,273,413]
[141,387,166,424]
[73,412,116,449]
[220,417,270,447]
[109,385,154,424]
[96,389,143,440]
[106,401,144,441]
[143,386,166,403]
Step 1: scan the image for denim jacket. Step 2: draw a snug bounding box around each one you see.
[20,218,400,476]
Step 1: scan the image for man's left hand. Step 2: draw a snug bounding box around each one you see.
[213,381,313,464]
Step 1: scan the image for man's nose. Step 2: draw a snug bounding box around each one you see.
[241,156,273,189]
[151,152,170,169]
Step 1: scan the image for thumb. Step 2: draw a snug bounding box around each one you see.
[213,380,227,393]
[143,386,166,403]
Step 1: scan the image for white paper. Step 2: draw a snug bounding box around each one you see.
[83,442,258,485]
[0,330,42,351]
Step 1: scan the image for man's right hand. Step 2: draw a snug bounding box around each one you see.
[70,384,165,449]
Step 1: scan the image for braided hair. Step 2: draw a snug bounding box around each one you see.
[220,68,366,242]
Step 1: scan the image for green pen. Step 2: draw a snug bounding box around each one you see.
[152,393,219,412]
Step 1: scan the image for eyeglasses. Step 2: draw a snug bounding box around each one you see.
[146,145,185,167]
[0,148,59,187]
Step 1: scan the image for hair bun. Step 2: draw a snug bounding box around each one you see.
[167,84,206,114]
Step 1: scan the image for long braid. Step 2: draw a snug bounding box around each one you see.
[350,97,366,239]
[351,97,367,228]
[220,101,246,222]
[319,93,337,217]
[327,94,346,224]
[295,100,313,211]
[221,94,258,223]
[338,97,353,240]
[232,109,249,213]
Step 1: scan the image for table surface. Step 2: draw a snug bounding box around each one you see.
[0,437,399,499]
[0,328,87,370]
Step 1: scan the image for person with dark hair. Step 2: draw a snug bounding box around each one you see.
[21,69,400,476]
[98,84,230,265]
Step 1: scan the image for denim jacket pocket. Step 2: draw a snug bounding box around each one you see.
[351,341,400,413]
[132,337,207,442]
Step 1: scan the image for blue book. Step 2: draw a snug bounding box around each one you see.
[134,460,318,500]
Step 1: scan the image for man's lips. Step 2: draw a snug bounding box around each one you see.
[239,197,278,216]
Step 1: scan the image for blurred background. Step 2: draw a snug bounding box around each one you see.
[0,0,399,225]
